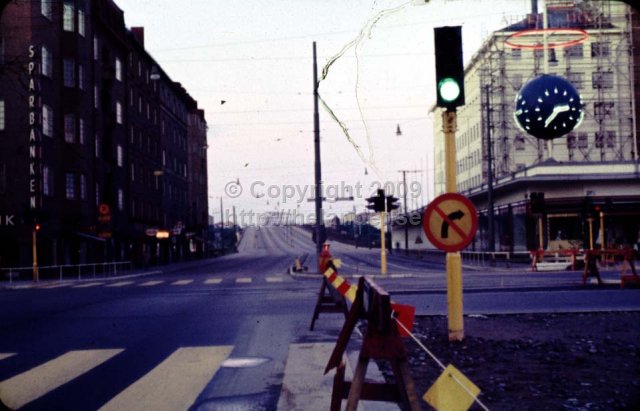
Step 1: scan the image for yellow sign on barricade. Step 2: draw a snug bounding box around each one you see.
[423,364,480,411]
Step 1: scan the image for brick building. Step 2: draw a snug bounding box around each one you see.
[0,0,208,268]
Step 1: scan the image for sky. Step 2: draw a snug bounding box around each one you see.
[114,0,532,226]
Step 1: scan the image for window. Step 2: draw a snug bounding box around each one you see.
[606,131,616,148]
[511,74,522,91]
[42,46,52,77]
[116,101,123,124]
[511,48,521,60]
[63,2,74,32]
[565,44,583,58]
[0,100,4,130]
[593,102,614,121]
[42,105,53,137]
[118,189,124,211]
[115,58,122,81]
[591,42,609,58]
[63,59,75,87]
[567,134,576,149]
[64,114,75,143]
[79,118,85,144]
[43,166,51,196]
[577,133,588,149]
[65,173,76,199]
[117,145,123,167]
[80,174,86,200]
[78,9,85,37]
[592,71,613,89]
[41,0,52,19]
[78,64,84,90]
[566,72,583,89]
[595,132,604,148]
[93,35,99,60]
[514,135,525,151]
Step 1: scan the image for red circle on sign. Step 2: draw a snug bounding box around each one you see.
[98,203,110,216]
[422,193,478,252]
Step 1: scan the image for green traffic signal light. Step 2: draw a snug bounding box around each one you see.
[438,77,461,103]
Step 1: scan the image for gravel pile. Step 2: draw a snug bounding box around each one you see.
[379,312,640,410]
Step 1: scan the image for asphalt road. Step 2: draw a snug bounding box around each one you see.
[0,225,638,410]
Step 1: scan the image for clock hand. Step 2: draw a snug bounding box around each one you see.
[544,104,570,128]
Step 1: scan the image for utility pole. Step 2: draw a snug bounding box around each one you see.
[484,84,495,252]
[398,169,421,255]
[312,42,324,270]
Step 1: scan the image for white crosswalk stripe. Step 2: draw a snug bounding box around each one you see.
[204,278,223,284]
[99,346,233,411]
[266,276,284,283]
[106,281,135,288]
[0,349,123,409]
[236,277,252,284]
[171,279,194,286]
[73,282,105,288]
[0,343,379,410]
[139,280,164,287]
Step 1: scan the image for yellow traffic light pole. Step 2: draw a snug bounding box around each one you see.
[380,210,387,275]
[443,110,464,341]
[32,228,39,282]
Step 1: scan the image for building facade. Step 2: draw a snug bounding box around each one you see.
[433,0,639,252]
[0,0,208,268]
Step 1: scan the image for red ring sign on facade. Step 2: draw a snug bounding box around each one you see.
[423,193,478,253]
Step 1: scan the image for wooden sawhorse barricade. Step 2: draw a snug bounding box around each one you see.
[324,276,421,411]
[582,249,638,287]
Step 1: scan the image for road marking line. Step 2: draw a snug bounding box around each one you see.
[265,276,284,283]
[106,281,135,288]
[0,353,16,361]
[139,280,164,287]
[171,279,194,286]
[236,277,252,284]
[73,282,105,288]
[0,349,123,410]
[204,278,222,285]
[39,283,71,289]
[99,346,233,411]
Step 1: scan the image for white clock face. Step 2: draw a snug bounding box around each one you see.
[513,75,583,140]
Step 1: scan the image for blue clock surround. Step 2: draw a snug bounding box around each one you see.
[513,74,584,140]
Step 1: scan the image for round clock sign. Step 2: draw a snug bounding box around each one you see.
[513,74,584,140]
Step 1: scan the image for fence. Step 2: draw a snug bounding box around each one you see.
[1,261,132,283]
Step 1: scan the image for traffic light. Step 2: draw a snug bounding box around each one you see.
[386,195,400,212]
[34,223,41,232]
[530,192,545,214]
[366,189,386,212]
[434,26,465,109]
[582,196,596,219]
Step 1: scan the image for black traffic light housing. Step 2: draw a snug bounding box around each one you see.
[366,189,386,212]
[386,195,400,212]
[434,26,465,109]
[530,192,545,214]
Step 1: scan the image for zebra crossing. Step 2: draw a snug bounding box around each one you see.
[25,275,291,290]
[0,343,389,410]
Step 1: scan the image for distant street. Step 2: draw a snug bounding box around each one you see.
[1,226,639,410]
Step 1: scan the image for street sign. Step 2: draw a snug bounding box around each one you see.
[423,193,478,252]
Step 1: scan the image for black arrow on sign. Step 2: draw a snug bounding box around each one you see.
[441,210,465,239]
